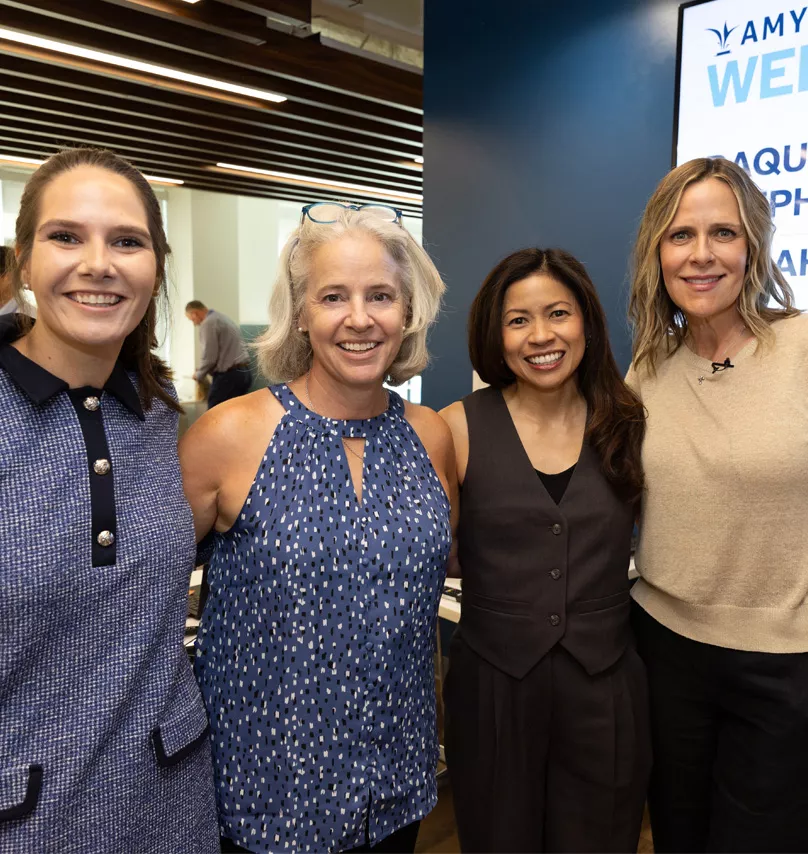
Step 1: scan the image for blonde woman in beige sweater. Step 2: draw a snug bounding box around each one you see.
[626,157,808,854]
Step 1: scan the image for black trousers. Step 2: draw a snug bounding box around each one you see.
[445,635,650,852]
[632,602,808,853]
[208,366,252,408]
[220,820,420,853]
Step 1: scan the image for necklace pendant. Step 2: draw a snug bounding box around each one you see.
[698,376,705,385]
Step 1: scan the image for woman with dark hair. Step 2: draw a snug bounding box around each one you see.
[0,148,218,852]
[440,248,650,852]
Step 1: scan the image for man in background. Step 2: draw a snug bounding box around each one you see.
[185,300,252,408]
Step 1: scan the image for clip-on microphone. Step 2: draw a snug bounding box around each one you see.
[711,357,734,374]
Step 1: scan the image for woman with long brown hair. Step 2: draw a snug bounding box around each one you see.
[440,248,649,852]
[627,157,808,852]
[0,147,218,852]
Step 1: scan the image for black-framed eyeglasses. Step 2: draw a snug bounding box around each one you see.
[300,201,403,226]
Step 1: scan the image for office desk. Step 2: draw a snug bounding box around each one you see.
[439,577,461,623]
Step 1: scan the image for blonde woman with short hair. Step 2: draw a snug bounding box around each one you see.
[180,203,457,854]
[627,157,807,852]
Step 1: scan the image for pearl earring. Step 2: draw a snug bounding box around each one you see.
[297,326,305,333]
[23,282,31,290]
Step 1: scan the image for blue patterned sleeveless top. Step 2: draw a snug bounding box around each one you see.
[195,383,451,853]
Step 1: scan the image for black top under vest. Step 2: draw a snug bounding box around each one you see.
[457,387,635,678]
[536,465,575,505]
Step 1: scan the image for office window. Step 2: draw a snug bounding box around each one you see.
[385,375,422,404]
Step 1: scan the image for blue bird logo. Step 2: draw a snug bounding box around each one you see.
[706,22,737,56]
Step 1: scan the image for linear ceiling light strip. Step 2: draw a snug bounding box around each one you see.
[0,153,184,184]
[0,27,286,104]
[215,162,423,202]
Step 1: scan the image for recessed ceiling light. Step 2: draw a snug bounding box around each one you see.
[0,154,184,185]
[180,1,202,4]
[215,162,423,202]
[0,27,286,103]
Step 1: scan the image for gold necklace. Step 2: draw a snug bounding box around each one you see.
[304,373,384,463]
[716,322,748,362]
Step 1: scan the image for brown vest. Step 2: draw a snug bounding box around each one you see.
[458,387,635,678]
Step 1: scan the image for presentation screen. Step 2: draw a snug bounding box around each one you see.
[674,0,807,307]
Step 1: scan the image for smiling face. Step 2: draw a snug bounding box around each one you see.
[659,177,748,323]
[502,273,586,392]
[19,164,157,360]
[300,232,406,389]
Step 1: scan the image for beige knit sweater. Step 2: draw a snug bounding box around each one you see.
[627,313,808,652]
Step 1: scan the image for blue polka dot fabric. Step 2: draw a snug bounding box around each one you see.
[195,383,451,852]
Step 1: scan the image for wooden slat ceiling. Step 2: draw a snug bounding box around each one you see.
[0,0,423,214]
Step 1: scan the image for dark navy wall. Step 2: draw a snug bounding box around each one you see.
[421,0,682,408]
[240,324,268,392]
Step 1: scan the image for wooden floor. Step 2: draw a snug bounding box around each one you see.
[414,781,654,853]
[637,807,654,853]
[414,778,459,853]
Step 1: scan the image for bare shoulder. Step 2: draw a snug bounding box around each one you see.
[180,388,282,460]
[438,400,468,442]
[403,401,454,456]
[403,401,457,498]
[438,400,469,482]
